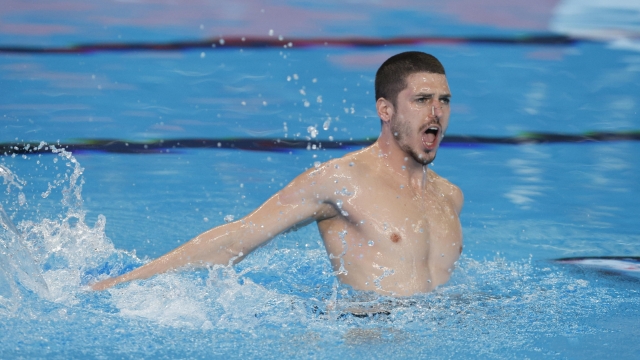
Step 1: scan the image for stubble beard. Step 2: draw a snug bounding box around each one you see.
[390,114,436,166]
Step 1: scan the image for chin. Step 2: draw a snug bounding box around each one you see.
[413,151,436,165]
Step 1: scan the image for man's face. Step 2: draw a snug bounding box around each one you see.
[389,72,451,165]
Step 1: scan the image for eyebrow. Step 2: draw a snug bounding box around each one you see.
[414,92,452,98]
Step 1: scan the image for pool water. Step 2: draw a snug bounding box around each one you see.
[2,1,640,358]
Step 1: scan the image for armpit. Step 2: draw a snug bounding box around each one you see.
[313,202,340,221]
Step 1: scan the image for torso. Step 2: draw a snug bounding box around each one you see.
[314,148,463,296]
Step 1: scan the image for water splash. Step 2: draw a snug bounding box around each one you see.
[0,144,129,311]
[0,166,50,311]
[328,230,348,276]
[0,204,20,236]
[0,164,26,192]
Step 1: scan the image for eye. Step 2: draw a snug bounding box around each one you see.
[439,97,451,105]
[416,96,431,103]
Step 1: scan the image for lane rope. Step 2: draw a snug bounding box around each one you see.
[3,131,639,154]
[0,35,583,54]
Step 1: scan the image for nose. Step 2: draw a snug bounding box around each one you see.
[431,104,444,118]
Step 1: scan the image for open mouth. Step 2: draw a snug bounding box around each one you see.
[422,125,440,149]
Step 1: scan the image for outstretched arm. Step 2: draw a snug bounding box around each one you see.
[91,167,338,290]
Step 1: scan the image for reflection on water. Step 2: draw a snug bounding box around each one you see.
[551,0,640,43]
[504,146,549,209]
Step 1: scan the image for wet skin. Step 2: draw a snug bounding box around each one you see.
[92,72,463,296]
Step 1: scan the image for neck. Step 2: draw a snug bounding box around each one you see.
[374,129,431,188]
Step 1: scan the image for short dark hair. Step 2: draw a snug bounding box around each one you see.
[375,52,445,106]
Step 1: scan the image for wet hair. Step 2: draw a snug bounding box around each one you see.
[375,51,445,106]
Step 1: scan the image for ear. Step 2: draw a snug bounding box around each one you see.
[376,98,394,123]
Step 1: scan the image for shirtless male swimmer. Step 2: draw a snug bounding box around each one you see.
[92,51,463,296]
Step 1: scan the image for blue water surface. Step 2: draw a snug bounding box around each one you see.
[1,0,640,358]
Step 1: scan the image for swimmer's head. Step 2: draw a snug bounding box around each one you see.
[375,52,446,108]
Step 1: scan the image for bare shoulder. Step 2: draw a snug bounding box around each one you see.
[281,146,376,202]
[334,146,377,171]
[314,147,374,178]
[278,149,364,200]
[432,171,464,213]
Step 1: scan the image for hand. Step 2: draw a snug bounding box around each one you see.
[90,277,120,291]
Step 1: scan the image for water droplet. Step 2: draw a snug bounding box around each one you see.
[349,162,355,167]
[339,187,353,196]
[323,117,331,130]
[224,214,235,223]
[268,29,274,36]
[314,161,321,168]
[307,125,318,138]
[368,240,374,246]
[336,199,343,208]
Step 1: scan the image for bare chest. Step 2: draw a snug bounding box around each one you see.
[325,179,462,262]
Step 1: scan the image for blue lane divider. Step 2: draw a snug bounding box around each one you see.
[2,131,640,155]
